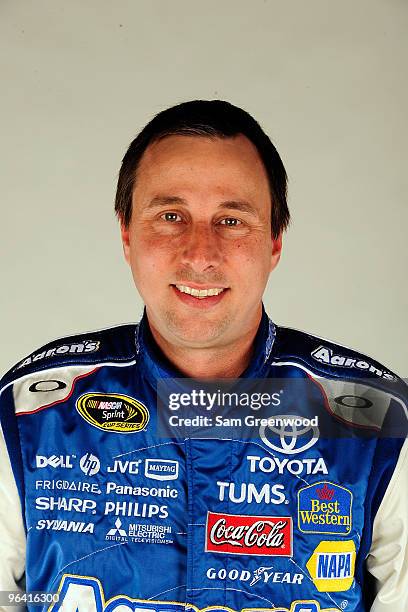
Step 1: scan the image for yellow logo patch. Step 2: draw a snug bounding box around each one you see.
[76,393,149,433]
[306,540,356,592]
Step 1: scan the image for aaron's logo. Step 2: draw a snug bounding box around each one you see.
[76,393,149,433]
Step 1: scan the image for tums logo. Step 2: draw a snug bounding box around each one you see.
[206,512,292,557]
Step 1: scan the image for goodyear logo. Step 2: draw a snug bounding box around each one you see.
[306,540,356,592]
[298,481,352,535]
[76,393,149,433]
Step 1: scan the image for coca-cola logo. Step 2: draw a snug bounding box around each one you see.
[205,512,292,557]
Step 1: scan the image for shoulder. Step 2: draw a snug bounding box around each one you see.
[271,324,400,384]
[0,322,139,390]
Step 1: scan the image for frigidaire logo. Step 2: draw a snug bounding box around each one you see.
[76,393,149,433]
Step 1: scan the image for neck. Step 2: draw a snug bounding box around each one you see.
[147,316,261,378]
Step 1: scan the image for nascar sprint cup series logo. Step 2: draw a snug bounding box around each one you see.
[76,393,149,433]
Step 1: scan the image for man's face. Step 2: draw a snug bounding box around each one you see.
[121,134,282,349]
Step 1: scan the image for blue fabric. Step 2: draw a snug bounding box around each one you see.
[0,306,405,612]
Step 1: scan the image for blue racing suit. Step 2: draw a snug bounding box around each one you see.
[0,307,407,612]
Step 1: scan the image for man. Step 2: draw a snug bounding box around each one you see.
[0,100,406,612]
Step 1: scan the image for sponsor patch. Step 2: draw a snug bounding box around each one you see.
[76,393,149,433]
[145,459,179,481]
[306,540,356,592]
[205,511,292,557]
[311,345,395,381]
[16,340,100,369]
[52,575,338,611]
[298,481,352,535]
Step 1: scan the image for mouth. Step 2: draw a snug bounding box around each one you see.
[170,283,229,307]
[174,284,226,299]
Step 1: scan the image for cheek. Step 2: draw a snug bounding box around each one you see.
[129,234,176,286]
[232,239,271,274]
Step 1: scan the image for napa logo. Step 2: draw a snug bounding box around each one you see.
[306,540,356,592]
[76,393,149,433]
[298,481,352,535]
[50,574,339,611]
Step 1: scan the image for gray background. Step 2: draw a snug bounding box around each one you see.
[1,0,407,375]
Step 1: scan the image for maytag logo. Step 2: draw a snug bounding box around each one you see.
[205,512,292,557]
[145,459,179,481]
[76,393,149,433]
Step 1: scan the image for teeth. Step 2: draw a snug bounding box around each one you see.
[175,285,225,298]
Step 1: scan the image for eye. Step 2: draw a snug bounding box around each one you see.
[219,217,242,227]
[160,212,182,222]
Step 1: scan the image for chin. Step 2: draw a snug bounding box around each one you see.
[164,311,232,347]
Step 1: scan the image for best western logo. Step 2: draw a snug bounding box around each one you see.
[76,393,149,433]
[306,540,356,592]
[298,481,352,535]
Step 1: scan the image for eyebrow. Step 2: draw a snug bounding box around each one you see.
[147,196,258,216]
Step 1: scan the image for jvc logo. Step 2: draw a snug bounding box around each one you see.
[107,459,141,474]
[36,455,74,469]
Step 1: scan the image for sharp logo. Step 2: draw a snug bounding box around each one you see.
[311,346,395,381]
[36,455,74,469]
[35,496,97,514]
[306,540,356,592]
[51,575,339,611]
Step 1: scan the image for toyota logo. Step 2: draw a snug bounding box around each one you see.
[259,415,319,455]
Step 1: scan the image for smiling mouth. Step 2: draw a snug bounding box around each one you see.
[173,284,227,299]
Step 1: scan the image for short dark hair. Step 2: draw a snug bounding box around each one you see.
[115,100,289,238]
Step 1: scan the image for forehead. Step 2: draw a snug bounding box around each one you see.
[133,134,270,203]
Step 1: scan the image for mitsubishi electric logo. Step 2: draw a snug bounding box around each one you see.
[106,518,127,537]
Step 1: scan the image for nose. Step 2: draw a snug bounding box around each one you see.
[180,222,222,273]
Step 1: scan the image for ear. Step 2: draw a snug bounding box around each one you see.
[120,220,131,265]
[270,232,283,273]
